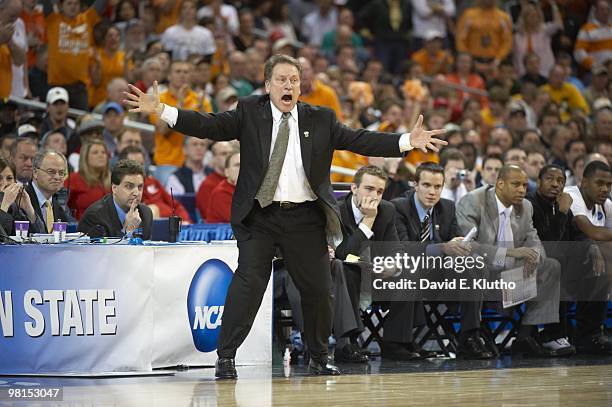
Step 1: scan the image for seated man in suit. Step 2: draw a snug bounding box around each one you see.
[456,165,568,357]
[119,146,191,222]
[392,162,494,359]
[334,165,435,360]
[25,150,71,233]
[78,159,153,239]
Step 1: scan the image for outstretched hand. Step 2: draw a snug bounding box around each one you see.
[123,81,163,116]
[409,115,447,153]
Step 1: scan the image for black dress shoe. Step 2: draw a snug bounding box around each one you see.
[457,336,494,359]
[576,334,612,355]
[408,343,437,359]
[215,357,237,379]
[479,331,501,358]
[512,336,556,357]
[308,358,341,375]
[381,341,421,361]
[335,344,369,363]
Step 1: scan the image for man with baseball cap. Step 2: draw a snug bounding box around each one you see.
[17,124,39,139]
[102,102,125,155]
[40,87,76,139]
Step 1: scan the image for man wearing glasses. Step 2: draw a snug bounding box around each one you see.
[27,150,71,233]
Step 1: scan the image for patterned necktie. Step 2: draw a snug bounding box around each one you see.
[45,200,54,233]
[420,212,431,242]
[256,112,291,208]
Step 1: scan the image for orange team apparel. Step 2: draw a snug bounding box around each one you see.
[150,89,212,166]
[46,8,101,85]
[88,48,132,107]
[0,46,12,98]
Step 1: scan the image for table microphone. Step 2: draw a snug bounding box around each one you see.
[169,188,181,243]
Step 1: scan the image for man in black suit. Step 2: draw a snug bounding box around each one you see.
[391,162,493,359]
[23,151,71,233]
[124,54,446,378]
[334,165,403,362]
[78,159,153,240]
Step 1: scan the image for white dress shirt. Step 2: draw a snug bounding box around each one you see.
[159,103,415,201]
[350,197,374,239]
[268,103,317,202]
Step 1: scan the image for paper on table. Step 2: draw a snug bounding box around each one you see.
[501,266,537,308]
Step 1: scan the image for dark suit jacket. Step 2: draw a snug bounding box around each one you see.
[172,95,404,244]
[392,189,462,245]
[335,192,399,260]
[0,191,44,235]
[26,182,70,227]
[77,194,153,239]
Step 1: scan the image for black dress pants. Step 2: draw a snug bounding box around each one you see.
[217,201,333,361]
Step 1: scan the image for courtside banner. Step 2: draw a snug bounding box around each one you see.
[151,243,272,368]
[0,246,154,374]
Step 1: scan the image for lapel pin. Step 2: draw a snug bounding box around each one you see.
[304,131,309,138]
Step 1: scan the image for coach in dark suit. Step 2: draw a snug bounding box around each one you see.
[78,159,153,240]
[124,54,446,378]
[392,163,493,359]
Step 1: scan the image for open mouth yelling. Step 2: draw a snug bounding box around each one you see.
[280,94,293,107]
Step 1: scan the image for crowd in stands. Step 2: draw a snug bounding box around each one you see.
[0,0,611,225]
[0,0,611,358]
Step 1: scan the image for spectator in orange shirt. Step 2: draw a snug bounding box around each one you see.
[120,146,192,222]
[0,0,23,99]
[153,0,182,35]
[445,53,488,111]
[455,0,513,73]
[411,30,454,76]
[42,0,109,110]
[195,141,235,220]
[207,151,240,223]
[574,0,612,70]
[297,57,343,120]
[21,0,46,68]
[149,60,211,184]
[89,25,132,108]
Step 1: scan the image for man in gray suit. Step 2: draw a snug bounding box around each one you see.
[456,165,571,357]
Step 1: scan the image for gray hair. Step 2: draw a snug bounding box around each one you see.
[10,137,37,158]
[33,150,68,170]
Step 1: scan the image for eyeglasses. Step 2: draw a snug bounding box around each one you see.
[37,168,66,178]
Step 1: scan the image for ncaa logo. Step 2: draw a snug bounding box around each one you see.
[187,259,233,352]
